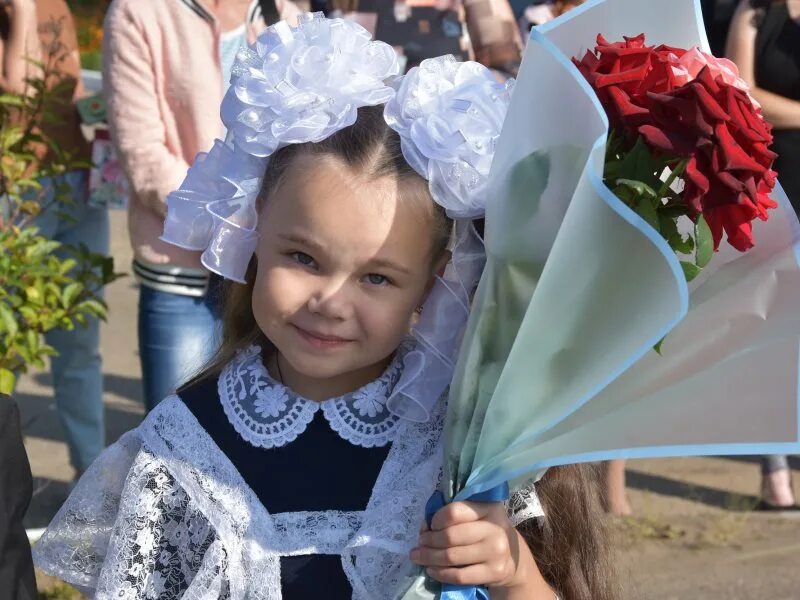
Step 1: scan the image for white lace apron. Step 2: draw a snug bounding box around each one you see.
[33,351,544,599]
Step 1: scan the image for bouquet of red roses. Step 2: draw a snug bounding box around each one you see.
[400,4,800,597]
[575,34,778,281]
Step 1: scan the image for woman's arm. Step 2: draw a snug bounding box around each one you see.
[726,0,800,129]
[102,0,190,217]
[0,0,41,94]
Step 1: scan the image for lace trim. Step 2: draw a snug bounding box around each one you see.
[507,481,545,526]
[218,345,405,449]
[146,395,445,597]
[270,511,365,556]
[35,393,448,599]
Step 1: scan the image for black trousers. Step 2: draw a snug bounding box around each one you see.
[0,396,37,600]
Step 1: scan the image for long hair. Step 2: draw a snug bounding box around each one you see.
[519,464,618,600]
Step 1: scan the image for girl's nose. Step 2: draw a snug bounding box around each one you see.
[307,279,353,321]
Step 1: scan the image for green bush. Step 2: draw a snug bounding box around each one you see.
[0,54,122,394]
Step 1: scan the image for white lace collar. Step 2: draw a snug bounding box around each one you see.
[218,344,408,449]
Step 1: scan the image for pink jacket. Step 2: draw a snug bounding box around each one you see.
[103,0,302,268]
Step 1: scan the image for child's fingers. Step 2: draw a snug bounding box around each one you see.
[424,564,499,587]
[430,501,491,531]
[417,521,493,549]
[410,540,492,567]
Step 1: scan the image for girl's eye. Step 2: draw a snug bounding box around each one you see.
[290,252,316,268]
[365,273,391,286]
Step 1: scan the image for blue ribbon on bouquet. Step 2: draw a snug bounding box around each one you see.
[424,482,510,600]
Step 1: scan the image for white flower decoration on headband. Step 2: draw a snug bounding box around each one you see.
[384,55,513,218]
[224,12,399,157]
[161,13,400,282]
[382,56,512,422]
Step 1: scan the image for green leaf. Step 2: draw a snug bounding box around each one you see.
[7,295,22,308]
[659,214,694,255]
[0,127,25,148]
[0,94,24,107]
[616,178,658,200]
[18,306,37,324]
[25,286,42,304]
[672,235,694,255]
[77,299,107,320]
[680,261,702,282]
[62,282,84,309]
[634,197,660,232]
[615,136,664,186]
[695,215,714,268]
[0,368,15,395]
[0,303,18,337]
[26,329,39,355]
[58,258,77,276]
[653,337,665,355]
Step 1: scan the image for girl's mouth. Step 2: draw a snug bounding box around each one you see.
[291,324,353,349]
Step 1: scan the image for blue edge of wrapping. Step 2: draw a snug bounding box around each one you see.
[455,19,800,506]
[421,3,800,595]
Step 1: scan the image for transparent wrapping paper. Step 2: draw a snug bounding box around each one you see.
[400,0,800,597]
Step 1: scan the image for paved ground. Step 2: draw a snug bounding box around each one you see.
[18,212,800,599]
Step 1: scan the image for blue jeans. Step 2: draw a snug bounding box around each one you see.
[36,171,110,472]
[138,283,222,411]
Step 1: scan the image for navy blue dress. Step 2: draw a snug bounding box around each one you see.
[178,375,392,599]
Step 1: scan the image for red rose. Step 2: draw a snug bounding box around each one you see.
[640,67,777,250]
[576,35,778,252]
[574,35,687,128]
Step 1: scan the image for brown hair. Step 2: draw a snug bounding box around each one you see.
[180,104,449,390]
[519,463,618,600]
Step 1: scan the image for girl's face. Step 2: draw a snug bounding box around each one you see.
[252,155,442,399]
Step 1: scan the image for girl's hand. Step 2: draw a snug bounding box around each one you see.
[409,501,531,591]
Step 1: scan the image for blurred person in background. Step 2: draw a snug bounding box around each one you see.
[701,0,740,55]
[1,0,109,481]
[519,0,585,32]
[103,0,304,412]
[326,0,523,77]
[727,0,800,511]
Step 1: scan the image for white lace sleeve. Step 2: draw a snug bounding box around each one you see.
[33,430,141,590]
[507,482,545,527]
[33,431,226,600]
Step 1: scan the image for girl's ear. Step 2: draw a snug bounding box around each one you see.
[423,250,451,298]
[409,252,451,331]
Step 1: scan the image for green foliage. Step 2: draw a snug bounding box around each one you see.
[605,135,709,283]
[0,49,122,394]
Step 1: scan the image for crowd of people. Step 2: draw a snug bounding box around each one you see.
[0,0,798,598]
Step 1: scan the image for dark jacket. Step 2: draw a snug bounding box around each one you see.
[0,395,37,600]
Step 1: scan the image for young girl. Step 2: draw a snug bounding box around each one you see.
[34,14,614,600]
